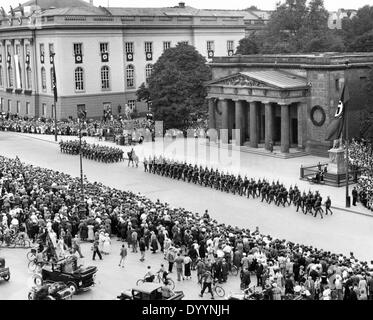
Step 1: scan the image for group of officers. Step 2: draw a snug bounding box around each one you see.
[143,156,333,218]
[59,140,124,163]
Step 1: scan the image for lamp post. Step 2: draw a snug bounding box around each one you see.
[78,117,84,199]
[50,52,58,142]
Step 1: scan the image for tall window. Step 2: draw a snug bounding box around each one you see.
[26,102,30,115]
[100,43,108,54]
[207,41,215,51]
[126,65,135,88]
[127,100,136,111]
[41,67,46,91]
[125,42,134,53]
[50,68,54,91]
[42,103,46,116]
[49,43,54,56]
[145,64,153,84]
[0,98,4,111]
[227,40,234,51]
[8,66,14,88]
[16,101,20,114]
[0,66,3,87]
[8,100,11,112]
[144,42,153,53]
[26,67,32,90]
[74,67,84,91]
[73,43,83,55]
[163,41,171,52]
[101,66,110,90]
[40,43,45,61]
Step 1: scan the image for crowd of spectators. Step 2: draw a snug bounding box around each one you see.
[1,155,373,300]
[349,139,373,211]
[0,114,155,142]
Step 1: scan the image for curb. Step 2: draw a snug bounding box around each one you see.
[331,205,373,218]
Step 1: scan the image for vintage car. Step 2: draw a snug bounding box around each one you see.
[117,283,184,300]
[28,282,73,300]
[33,256,97,294]
[0,257,10,281]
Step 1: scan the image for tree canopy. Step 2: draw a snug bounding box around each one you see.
[342,6,373,51]
[137,43,211,130]
[236,0,345,54]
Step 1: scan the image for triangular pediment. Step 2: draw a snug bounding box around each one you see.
[207,70,309,90]
[208,73,273,88]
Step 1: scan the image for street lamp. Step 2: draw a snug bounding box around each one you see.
[77,110,86,200]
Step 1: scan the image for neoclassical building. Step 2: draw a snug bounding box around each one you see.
[206,53,373,156]
[0,0,247,119]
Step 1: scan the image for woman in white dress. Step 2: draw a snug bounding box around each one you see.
[102,233,111,255]
[87,224,94,242]
[56,238,66,259]
[99,231,105,252]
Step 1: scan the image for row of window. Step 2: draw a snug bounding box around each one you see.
[0,99,137,117]
[38,40,235,59]
[0,98,31,115]
[72,64,153,92]
[0,65,32,90]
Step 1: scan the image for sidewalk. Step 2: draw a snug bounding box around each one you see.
[17,132,372,218]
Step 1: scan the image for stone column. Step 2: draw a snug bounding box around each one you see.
[234,99,245,146]
[281,104,290,153]
[0,40,6,89]
[19,39,26,90]
[3,40,9,88]
[249,101,258,148]
[264,102,274,150]
[221,99,229,144]
[297,102,306,149]
[10,40,16,89]
[208,98,216,130]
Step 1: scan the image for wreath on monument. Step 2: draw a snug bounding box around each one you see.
[310,105,326,127]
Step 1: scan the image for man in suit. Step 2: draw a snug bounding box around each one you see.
[352,187,358,206]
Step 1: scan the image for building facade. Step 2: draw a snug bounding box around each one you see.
[0,0,246,119]
[206,53,373,156]
[328,9,357,30]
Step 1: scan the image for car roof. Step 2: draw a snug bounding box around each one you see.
[132,282,162,294]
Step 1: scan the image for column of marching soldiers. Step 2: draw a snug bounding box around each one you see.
[143,156,333,219]
[59,140,124,163]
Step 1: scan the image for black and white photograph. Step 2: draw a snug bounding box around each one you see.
[0,0,373,310]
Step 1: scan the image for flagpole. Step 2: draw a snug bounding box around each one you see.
[345,103,350,207]
[51,52,58,142]
[345,65,350,208]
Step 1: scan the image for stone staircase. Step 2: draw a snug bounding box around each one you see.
[206,141,310,159]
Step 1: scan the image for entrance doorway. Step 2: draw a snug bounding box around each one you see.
[292,118,298,145]
[274,117,281,143]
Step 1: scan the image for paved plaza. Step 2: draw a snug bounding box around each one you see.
[1,132,373,300]
[1,132,373,255]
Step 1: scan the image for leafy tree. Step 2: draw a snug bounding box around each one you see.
[146,43,211,130]
[348,30,373,52]
[342,5,373,51]
[136,82,151,104]
[235,36,260,54]
[237,0,344,54]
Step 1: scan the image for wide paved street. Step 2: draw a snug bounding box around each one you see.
[1,132,373,299]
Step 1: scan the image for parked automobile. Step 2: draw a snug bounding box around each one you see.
[117,283,184,300]
[0,257,10,281]
[28,282,73,300]
[33,256,97,294]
